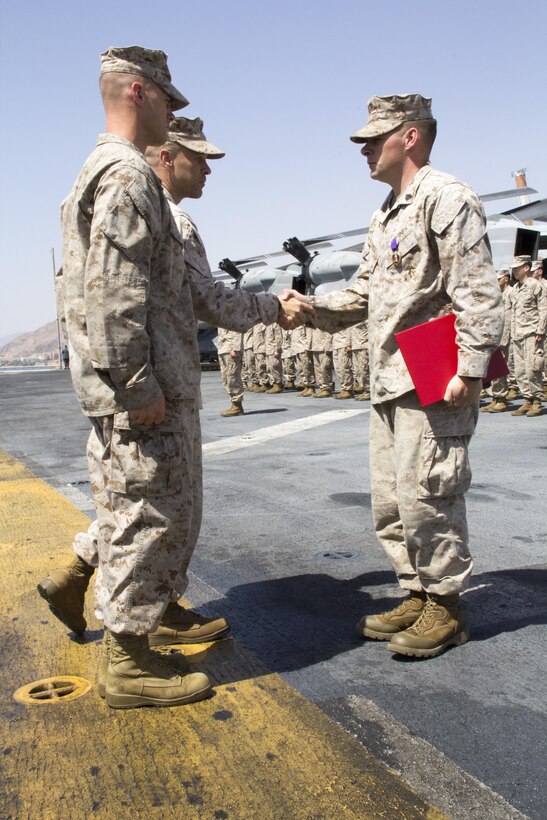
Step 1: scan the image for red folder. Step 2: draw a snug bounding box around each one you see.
[395,313,508,406]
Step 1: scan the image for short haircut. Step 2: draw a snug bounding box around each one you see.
[404,118,438,152]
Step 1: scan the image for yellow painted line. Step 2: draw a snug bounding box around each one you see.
[0,448,445,818]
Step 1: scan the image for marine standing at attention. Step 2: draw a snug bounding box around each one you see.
[41,46,313,708]
[304,94,503,658]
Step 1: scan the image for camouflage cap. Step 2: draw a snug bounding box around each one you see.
[496,269,510,279]
[511,255,532,269]
[531,260,543,272]
[100,46,189,111]
[350,94,434,142]
[167,117,225,158]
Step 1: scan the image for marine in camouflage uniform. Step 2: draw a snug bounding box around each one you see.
[217,328,245,415]
[252,322,269,391]
[509,256,546,417]
[350,320,370,400]
[281,329,297,389]
[481,270,512,412]
[242,327,255,389]
[38,69,313,685]
[265,323,284,393]
[310,326,334,397]
[332,328,354,398]
[291,325,314,395]
[307,94,503,658]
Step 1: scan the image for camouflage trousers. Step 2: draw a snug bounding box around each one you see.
[513,334,544,400]
[254,351,269,386]
[242,348,255,387]
[266,352,283,385]
[491,342,510,398]
[297,351,314,387]
[333,348,353,391]
[312,351,333,390]
[219,351,244,403]
[352,347,370,390]
[282,353,296,382]
[370,391,477,596]
[75,401,203,634]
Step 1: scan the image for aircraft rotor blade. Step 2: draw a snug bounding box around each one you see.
[480,186,537,202]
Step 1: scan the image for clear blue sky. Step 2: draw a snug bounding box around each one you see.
[1,0,545,337]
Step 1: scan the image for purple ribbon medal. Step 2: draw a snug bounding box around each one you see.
[390,238,401,266]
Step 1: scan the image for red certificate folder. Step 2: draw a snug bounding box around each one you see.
[395,313,509,406]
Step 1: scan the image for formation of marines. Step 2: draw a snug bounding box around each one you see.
[37,43,534,712]
[217,320,371,415]
[480,256,546,417]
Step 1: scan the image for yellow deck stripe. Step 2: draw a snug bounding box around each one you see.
[0,448,445,818]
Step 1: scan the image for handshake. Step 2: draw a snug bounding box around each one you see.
[277,289,316,330]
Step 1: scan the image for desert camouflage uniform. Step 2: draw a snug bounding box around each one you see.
[309,165,503,595]
[217,328,244,403]
[253,322,268,386]
[281,329,296,383]
[291,325,314,388]
[491,285,513,399]
[242,327,255,388]
[332,329,353,392]
[511,277,546,400]
[350,320,369,391]
[61,135,280,633]
[310,326,334,390]
[265,323,283,385]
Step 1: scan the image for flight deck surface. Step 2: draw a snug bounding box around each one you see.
[1,370,545,818]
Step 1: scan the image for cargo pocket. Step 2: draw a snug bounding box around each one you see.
[416,406,476,500]
[110,429,183,497]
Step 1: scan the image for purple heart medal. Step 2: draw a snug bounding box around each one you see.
[390,238,400,265]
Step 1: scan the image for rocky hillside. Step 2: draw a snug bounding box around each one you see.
[0,320,63,362]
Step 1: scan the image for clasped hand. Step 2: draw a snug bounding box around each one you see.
[277,289,316,329]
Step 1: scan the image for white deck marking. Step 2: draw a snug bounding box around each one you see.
[202,408,369,457]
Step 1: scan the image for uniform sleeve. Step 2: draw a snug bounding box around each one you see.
[307,246,370,333]
[183,224,281,330]
[537,283,547,336]
[431,186,504,377]
[84,166,162,408]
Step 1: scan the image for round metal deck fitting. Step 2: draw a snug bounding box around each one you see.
[13,676,91,705]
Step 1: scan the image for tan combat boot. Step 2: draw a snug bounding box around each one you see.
[357,591,426,640]
[267,383,283,394]
[149,602,231,646]
[284,380,296,390]
[254,384,268,393]
[506,387,520,400]
[489,398,509,413]
[387,593,469,658]
[511,399,532,416]
[105,633,211,709]
[480,399,498,412]
[315,388,332,398]
[37,556,95,634]
[97,630,191,698]
[335,389,354,399]
[298,387,314,397]
[221,401,244,417]
[526,398,542,417]
[355,390,371,401]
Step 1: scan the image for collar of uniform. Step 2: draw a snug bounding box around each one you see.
[162,186,175,204]
[377,163,432,224]
[96,133,144,155]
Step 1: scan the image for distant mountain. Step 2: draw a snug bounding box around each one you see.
[0,332,22,347]
[0,320,63,361]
